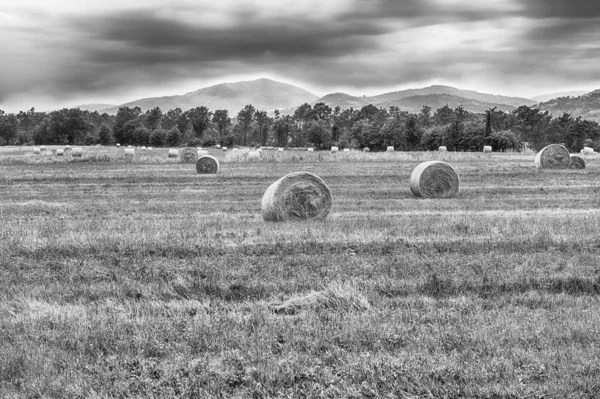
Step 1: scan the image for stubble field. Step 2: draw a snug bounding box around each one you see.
[1,148,600,398]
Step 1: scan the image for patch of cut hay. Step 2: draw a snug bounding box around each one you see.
[56,149,64,156]
[570,155,586,169]
[438,146,447,151]
[331,146,339,153]
[261,171,332,222]
[247,150,260,161]
[72,147,83,157]
[386,146,394,152]
[410,160,459,198]
[180,147,198,163]
[268,282,370,315]
[196,155,219,174]
[483,145,492,153]
[363,147,370,152]
[168,149,179,158]
[534,144,570,169]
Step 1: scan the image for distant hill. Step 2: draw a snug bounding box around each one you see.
[99,78,319,115]
[536,90,600,122]
[531,91,590,103]
[311,85,534,114]
[74,103,117,112]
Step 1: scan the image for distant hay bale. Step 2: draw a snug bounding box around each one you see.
[570,155,586,169]
[215,144,221,149]
[33,147,41,155]
[65,145,71,149]
[410,161,459,198]
[261,171,332,222]
[127,145,132,148]
[56,149,64,156]
[222,147,228,151]
[438,146,447,151]
[248,150,260,161]
[168,149,179,158]
[116,143,120,147]
[483,145,492,153]
[124,148,135,156]
[386,146,394,152]
[196,155,219,174]
[582,146,595,155]
[72,147,83,157]
[307,148,314,152]
[40,146,46,152]
[331,146,339,153]
[534,144,570,169]
[147,147,153,150]
[233,148,238,151]
[180,147,198,163]
[278,148,284,152]
[362,147,370,153]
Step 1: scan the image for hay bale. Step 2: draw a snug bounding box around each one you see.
[583,146,595,155]
[534,144,570,169]
[362,147,370,153]
[168,149,179,158]
[247,150,260,161]
[65,145,71,149]
[410,161,459,198]
[438,146,447,151]
[483,145,492,153]
[116,143,120,147]
[570,155,586,169]
[33,147,41,155]
[72,147,83,157]
[180,147,198,163]
[386,146,394,152]
[278,148,284,152]
[56,149,64,156]
[147,147,153,150]
[124,148,135,156]
[215,144,221,149]
[141,146,147,150]
[331,146,339,153]
[196,155,220,174]
[127,145,132,148]
[261,171,332,222]
[307,148,314,152]
[344,148,350,152]
[222,147,228,151]
[40,146,46,152]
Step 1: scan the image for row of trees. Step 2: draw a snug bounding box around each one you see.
[1,102,600,152]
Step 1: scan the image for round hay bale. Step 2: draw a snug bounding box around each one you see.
[570,155,586,169]
[33,147,41,155]
[127,145,132,148]
[278,148,284,152]
[56,149,64,156]
[124,148,135,156]
[438,146,447,152]
[116,143,120,147]
[65,145,71,149]
[307,148,314,152]
[410,161,459,199]
[344,148,350,152]
[534,144,570,169]
[331,146,339,153]
[386,146,394,152]
[261,171,332,222]
[483,145,492,153]
[147,147,153,150]
[72,147,83,157]
[180,147,198,163]
[168,149,179,158]
[222,147,228,151]
[196,155,220,174]
[362,147,370,153]
[141,146,147,150]
[582,146,594,155]
[215,144,221,149]
[248,150,260,161]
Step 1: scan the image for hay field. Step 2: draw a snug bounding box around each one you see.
[1,151,600,398]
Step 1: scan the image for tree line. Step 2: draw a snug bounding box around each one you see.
[1,102,599,152]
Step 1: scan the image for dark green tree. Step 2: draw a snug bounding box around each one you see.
[237,104,255,146]
[212,109,230,144]
[98,123,113,145]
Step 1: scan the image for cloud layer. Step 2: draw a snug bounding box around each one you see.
[1,0,600,111]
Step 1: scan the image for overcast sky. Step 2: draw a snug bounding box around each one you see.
[1,0,600,112]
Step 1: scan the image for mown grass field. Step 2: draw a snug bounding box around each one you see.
[1,148,600,398]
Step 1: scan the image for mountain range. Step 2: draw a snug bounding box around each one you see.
[73,78,598,119]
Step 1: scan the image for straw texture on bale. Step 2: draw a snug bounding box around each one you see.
[582,146,594,155]
[56,149,64,156]
[261,171,332,222]
[247,151,260,161]
[483,145,492,153]
[570,155,586,169]
[33,147,41,155]
[180,147,198,163]
[386,146,394,152]
[438,146,447,151]
[410,161,459,198]
[331,146,339,153]
[168,149,179,158]
[196,155,220,174]
[534,144,570,169]
[363,147,370,152]
[124,148,135,156]
[72,147,83,157]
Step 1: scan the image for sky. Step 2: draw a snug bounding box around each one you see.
[1,0,600,112]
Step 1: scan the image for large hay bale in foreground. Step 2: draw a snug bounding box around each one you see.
[72,147,83,157]
[262,171,332,222]
[410,161,459,198]
[570,155,586,169]
[56,149,64,156]
[386,146,394,152]
[180,147,198,163]
[483,145,492,153]
[247,151,260,161]
[438,146,447,152]
[330,146,339,153]
[534,144,570,169]
[168,149,179,158]
[196,155,219,174]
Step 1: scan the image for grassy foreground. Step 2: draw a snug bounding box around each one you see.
[1,152,600,398]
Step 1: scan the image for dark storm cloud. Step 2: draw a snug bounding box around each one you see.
[521,0,600,19]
